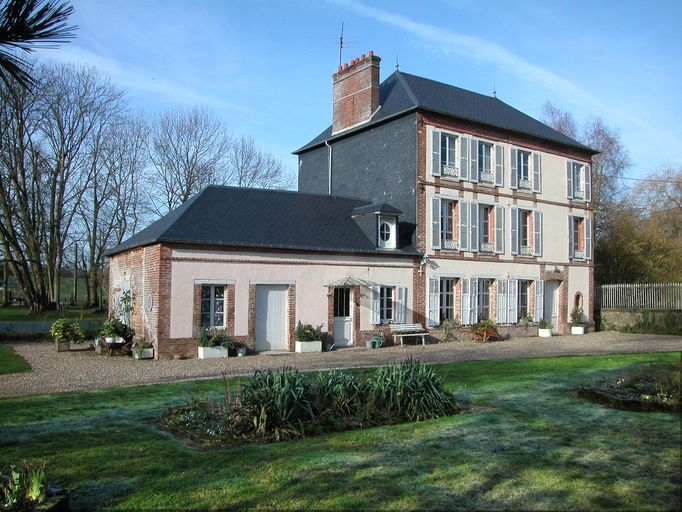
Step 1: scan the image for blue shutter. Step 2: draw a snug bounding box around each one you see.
[460,278,470,325]
[431,196,441,249]
[371,286,380,325]
[470,203,479,252]
[431,129,441,177]
[495,205,504,253]
[495,145,504,187]
[395,286,406,324]
[511,207,519,255]
[533,210,542,257]
[497,279,508,324]
[585,217,592,260]
[510,148,518,189]
[584,163,592,202]
[568,215,574,259]
[469,278,479,324]
[469,139,478,182]
[566,161,574,199]
[534,279,544,322]
[532,153,542,193]
[459,201,470,251]
[427,278,439,326]
[459,136,470,181]
[508,279,518,324]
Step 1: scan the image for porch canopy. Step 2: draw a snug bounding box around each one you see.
[324,276,378,288]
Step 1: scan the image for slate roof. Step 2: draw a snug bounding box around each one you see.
[351,203,403,216]
[294,70,597,155]
[106,186,418,257]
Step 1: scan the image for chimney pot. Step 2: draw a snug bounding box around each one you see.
[338,66,342,72]
[369,50,374,57]
[344,63,348,70]
[361,53,366,60]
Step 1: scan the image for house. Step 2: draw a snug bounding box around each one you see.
[107,51,597,359]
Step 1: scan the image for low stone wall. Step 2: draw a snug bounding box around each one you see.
[600,308,682,330]
[429,323,540,342]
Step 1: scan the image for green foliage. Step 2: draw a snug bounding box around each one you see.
[1,460,47,511]
[198,328,235,348]
[132,338,153,358]
[570,307,584,325]
[99,317,135,341]
[538,319,552,329]
[48,318,84,343]
[441,318,459,341]
[472,319,495,330]
[620,310,682,336]
[295,321,322,341]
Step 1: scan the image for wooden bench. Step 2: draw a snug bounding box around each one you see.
[389,323,427,346]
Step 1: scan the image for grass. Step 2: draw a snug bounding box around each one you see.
[1,353,680,510]
[0,343,31,375]
[0,306,105,323]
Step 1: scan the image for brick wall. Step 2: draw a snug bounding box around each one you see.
[332,52,380,133]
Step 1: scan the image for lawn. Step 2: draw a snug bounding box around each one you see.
[1,353,679,510]
[0,306,105,323]
[0,343,31,375]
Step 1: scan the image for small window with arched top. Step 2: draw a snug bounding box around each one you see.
[377,215,396,249]
[574,292,583,310]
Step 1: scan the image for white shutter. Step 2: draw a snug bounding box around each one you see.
[495,205,504,253]
[584,163,592,202]
[568,215,574,259]
[566,161,574,199]
[532,153,542,193]
[533,210,542,257]
[497,279,508,324]
[508,279,518,324]
[510,207,519,255]
[510,148,518,189]
[460,136,470,181]
[469,139,478,182]
[495,145,504,187]
[459,201,470,251]
[585,217,592,260]
[461,278,470,325]
[371,286,380,325]
[427,278,439,327]
[431,196,441,249]
[470,278,479,325]
[470,203,479,252]
[395,286,406,324]
[534,279,544,322]
[431,129,441,177]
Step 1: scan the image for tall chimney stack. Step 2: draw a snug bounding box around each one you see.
[332,51,381,134]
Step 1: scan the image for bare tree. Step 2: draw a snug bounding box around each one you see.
[148,105,231,216]
[540,101,578,139]
[226,135,293,189]
[0,0,76,88]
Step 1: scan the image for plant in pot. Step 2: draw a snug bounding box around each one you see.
[49,318,84,352]
[538,319,553,337]
[233,342,247,357]
[570,307,585,335]
[132,338,154,359]
[197,328,231,359]
[294,321,323,353]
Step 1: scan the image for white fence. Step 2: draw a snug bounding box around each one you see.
[598,283,682,310]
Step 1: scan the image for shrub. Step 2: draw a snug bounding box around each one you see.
[132,338,153,358]
[570,307,584,325]
[49,318,84,343]
[1,460,47,511]
[295,321,322,341]
[198,328,235,348]
[100,317,135,342]
[538,319,552,329]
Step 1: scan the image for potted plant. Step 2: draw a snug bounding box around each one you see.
[538,319,552,337]
[234,342,247,357]
[294,321,323,353]
[49,318,84,352]
[570,307,585,335]
[197,328,232,359]
[132,338,154,359]
[100,317,135,344]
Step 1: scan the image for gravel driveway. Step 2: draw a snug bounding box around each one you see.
[2,331,680,398]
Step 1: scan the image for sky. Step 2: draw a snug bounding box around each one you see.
[39,0,682,186]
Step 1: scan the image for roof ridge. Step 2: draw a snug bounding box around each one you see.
[393,71,419,107]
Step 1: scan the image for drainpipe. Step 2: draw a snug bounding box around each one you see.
[325,140,332,195]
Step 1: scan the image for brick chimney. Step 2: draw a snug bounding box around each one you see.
[332,51,381,134]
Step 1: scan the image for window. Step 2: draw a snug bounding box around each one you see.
[334,287,351,318]
[511,208,542,257]
[569,215,592,260]
[440,199,459,250]
[518,280,531,321]
[517,150,531,189]
[511,148,541,193]
[479,205,494,252]
[439,278,456,323]
[440,133,458,176]
[201,285,225,328]
[372,285,405,324]
[478,142,493,184]
[477,279,493,322]
[496,278,543,324]
[380,286,394,323]
[567,160,591,201]
[377,215,396,249]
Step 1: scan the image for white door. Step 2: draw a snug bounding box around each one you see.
[255,285,288,351]
[544,281,560,334]
[333,287,353,347]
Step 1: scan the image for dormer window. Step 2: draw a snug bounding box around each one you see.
[378,215,397,249]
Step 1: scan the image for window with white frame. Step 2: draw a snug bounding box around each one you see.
[477,141,494,184]
[518,280,532,321]
[568,215,592,260]
[567,160,591,201]
[441,199,459,250]
[479,205,494,252]
[510,148,542,193]
[377,215,397,249]
[371,285,406,324]
[496,278,544,324]
[440,133,458,177]
[200,285,225,328]
[511,207,542,257]
[380,286,393,322]
[477,279,494,322]
[439,278,456,323]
